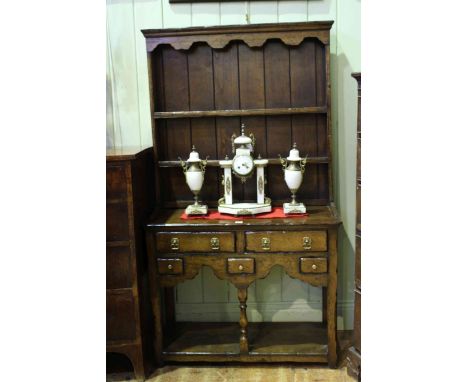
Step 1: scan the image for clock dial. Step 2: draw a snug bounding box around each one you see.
[233,155,254,176]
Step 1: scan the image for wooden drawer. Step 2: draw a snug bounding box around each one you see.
[106,245,132,289]
[106,164,128,200]
[155,232,235,253]
[157,258,184,275]
[227,258,255,274]
[106,289,136,342]
[107,202,130,241]
[300,257,328,273]
[245,231,327,252]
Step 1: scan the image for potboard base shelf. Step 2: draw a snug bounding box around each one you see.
[162,322,328,363]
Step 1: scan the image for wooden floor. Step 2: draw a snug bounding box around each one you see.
[108,365,354,382]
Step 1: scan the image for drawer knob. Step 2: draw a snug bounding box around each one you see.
[167,264,173,270]
[170,238,179,251]
[261,237,271,250]
[303,237,312,250]
[238,264,244,271]
[211,237,220,250]
[312,264,317,270]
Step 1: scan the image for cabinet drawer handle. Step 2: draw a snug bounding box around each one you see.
[238,264,244,271]
[261,237,271,251]
[170,238,179,251]
[211,237,220,250]
[303,237,312,250]
[167,264,173,270]
[311,264,317,270]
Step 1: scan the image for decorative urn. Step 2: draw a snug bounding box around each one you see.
[280,143,307,214]
[179,146,208,215]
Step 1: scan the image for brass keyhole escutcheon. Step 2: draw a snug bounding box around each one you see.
[211,237,220,250]
[303,237,312,250]
[238,264,244,271]
[167,264,173,270]
[261,237,271,251]
[170,238,179,251]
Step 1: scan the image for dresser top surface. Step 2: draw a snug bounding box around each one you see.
[146,205,341,229]
[106,146,152,162]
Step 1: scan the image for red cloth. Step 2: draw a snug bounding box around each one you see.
[181,207,308,220]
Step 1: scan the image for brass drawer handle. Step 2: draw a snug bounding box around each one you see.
[303,236,312,250]
[261,237,271,251]
[211,237,220,250]
[238,264,244,271]
[311,264,317,270]
[167,264,173,270]
[170,238,179,251]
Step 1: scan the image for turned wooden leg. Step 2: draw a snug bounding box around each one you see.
[238,287,249,354]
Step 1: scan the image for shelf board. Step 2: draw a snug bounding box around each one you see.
[158,157,329,168]
[162,322,328,362]
[154,106,327,119]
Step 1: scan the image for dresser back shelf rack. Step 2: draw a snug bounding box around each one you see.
[143,21,342,370]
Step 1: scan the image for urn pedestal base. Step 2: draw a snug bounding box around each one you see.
[283,202,306,214]
[185,204,208,215]
[218,202,271,216]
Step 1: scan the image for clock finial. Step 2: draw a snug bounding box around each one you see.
[293,142,297,149]
[192,145,196,151]
[241,123,245,135]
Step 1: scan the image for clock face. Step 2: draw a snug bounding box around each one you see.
[233,155,254,177]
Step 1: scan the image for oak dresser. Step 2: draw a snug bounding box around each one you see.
[142,21,343,370]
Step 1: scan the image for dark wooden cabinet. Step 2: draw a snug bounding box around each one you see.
[106,147,155,381]
[347,73,361,380]
[142,22,342,369]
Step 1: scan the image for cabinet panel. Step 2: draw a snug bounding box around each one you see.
[106,202,130,241]
[106,164,128,200]
[106,290,137,341]
[107,245,133,289]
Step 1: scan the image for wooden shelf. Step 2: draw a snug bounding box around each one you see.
[154,106,327,119]
[162,322,328,363]
[158,157,329,168]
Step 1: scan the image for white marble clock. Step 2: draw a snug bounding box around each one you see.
[218,124,271,216]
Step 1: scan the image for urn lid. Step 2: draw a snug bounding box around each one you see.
[233,124,252,146]
[187,146,201,162]
[287,143,302,161]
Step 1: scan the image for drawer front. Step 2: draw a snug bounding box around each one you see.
[106,245,133,289]
[157,258,184,275]
[106,290,136,342]
[155,232,235,253]
[300,257,328,273]
[106,163,128,200]
[107,202,130,241]
[227,258,255,274]
[245,231,327,252]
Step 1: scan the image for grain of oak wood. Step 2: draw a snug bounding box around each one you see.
[143,22,342,372]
